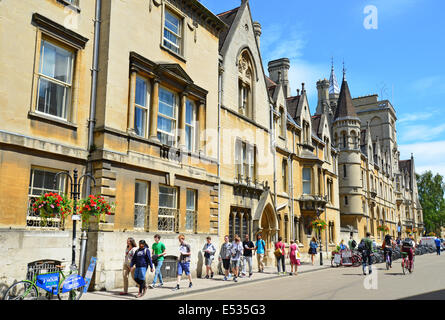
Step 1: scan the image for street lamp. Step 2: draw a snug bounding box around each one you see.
[316,209,323,266]
[54,168,96,273]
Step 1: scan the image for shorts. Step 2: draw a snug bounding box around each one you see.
[134,267,147,281]
[231,259,240,269]
[222,258,231,270]
[177,261,191,276]
[205,256,214,266]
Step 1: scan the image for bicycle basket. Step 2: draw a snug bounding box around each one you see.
[26,260,62,281]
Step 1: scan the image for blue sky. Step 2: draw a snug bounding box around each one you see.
[202,0,445,176]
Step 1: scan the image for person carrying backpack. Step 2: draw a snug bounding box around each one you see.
[348,236,357,250]
[382,234,394,268]
[360,232,373,275]
[130,240,154,298]
[401,237,415,271]
[255,234,266,273]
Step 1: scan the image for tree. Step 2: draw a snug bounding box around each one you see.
[416,171,445,235]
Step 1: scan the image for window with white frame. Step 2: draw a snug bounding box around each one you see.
[37,40,74,120]
[302,167,311,195]
[134,181,149,229]
[157,87,177,146]
[185,99,196,152]
[163,9,182,55]
[28,168,66,228]
[235,140,255,182]
[158,185,177,232]
[185,189,196,232]
[134,76,150,137]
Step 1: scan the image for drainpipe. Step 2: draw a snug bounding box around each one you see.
[80,0,101,278]
[217,59,223,241]
[270,104,277,242]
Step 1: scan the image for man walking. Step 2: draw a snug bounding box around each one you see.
[219,235,232,281]
[435,237,441,255]
[360,232,373,275]
[242,234,255,278]
[202,236,216,279]
[231,236,243,282]
[173,234,192,291]
[149,234,166,289]
[254,234,266,273]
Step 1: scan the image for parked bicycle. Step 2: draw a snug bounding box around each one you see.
[331,249,362,267]
[3,262,86,300]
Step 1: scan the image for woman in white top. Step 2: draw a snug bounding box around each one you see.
[120,237,137,295]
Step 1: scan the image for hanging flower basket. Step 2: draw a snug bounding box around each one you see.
[78,195,115,228]
[406,228,413,234]
[32,192,72,227]
[311,219,327,232]
[412,228,418,233]
[377,225,389,232]
[427,231,436,237]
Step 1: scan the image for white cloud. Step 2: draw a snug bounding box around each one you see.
[398,112,434,124]
[399,140,445,176]
[399,123,445,143]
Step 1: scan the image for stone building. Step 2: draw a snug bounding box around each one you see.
[316,65,424,243]
[0,0,225,291]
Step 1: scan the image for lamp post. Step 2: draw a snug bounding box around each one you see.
[316,209,323,266]
[54,169,96,272]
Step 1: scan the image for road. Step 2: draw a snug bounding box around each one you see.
[167,253,445,300]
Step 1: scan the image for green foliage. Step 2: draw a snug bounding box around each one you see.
[416,171,445,235]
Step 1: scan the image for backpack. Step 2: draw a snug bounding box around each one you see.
[402,239,413,248]
[357,240,365,252]
[351,239,357,249]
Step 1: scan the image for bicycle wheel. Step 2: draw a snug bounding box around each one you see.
[57,276,85,300]
[3,281,39,300]
[402,260,406,275]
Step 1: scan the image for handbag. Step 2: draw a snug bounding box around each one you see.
[274,248,282,258]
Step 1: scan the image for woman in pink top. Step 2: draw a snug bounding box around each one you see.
[288,240,301,275]
[275,237,286,275]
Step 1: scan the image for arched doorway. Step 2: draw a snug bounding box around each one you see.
[258,204,278,265]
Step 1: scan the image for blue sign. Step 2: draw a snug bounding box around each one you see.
[61,274,86,293]
[83,257,97,293]
[36,273,60,294]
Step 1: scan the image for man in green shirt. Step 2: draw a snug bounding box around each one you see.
[149,234,166,288]
[360,232,373,275]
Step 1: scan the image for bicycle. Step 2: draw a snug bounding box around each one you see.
[385,250,392,270]
[401,252,414,274]
[3,263,86,300]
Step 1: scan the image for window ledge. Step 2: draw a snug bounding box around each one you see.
[56,0,81,13]
[28,111,77,130]
[160,44,186,63]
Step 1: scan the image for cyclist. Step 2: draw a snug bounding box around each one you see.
[401,236,415,271]
[382,234,394,268]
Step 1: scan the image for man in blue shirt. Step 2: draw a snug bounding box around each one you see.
[435,237,442,255]
[254,234,266,273]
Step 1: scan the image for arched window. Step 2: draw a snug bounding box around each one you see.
[238,51,254,119]
[342,132,347,149]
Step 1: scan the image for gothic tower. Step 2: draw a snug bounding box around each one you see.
[332,70,363,231]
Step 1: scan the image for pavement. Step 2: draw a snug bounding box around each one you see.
[82,262,330,300]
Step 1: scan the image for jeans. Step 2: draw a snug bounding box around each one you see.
[384,248,393,265]
[362,252,372,274]
[437,246,441,255]
[152,260,164,285]
[242,256,253,274]
[276,255,285,273]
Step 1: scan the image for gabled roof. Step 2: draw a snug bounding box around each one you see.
[334,78,358,120]
[286,95,300,120]
[216,7,240,51]
[311,115,321,138]
[399,159,412,174]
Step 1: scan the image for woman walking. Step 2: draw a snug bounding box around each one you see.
[288,240,301,275]
[120,237,137,295]
[309,236,318,265]
[202,236,216,279]
[274,237,286,275]
[130,240,154,298]
[219,235,232,281]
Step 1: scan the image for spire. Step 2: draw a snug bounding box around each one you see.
[333,71,358,121]
[342,60,346,81]
[329,58,340,94]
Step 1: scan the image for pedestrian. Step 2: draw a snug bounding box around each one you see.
[288,240,301,275]
[254,233,266,273]
[202,236,216,279]
[348,233,357,250]
[435,237,441,255]
[173,234,192,291]
[339,239,347,251]
[130,240,154,298]
[241,234,255,278]
[120,237,137,295]
[274,236,286,275]
[230,235,243,282]
[219,235,232,281]
[359,232,373,275]
[149,234,166,289]
[309,236,318,265]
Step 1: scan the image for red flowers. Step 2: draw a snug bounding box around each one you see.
[33,192,72,227]
[78,194,115,228]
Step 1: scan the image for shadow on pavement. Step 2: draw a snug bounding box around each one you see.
[401,289,445,300]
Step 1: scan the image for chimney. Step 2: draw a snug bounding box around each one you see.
[253,21,262,49]
[316,78,330,115]
[268,58,291,98]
